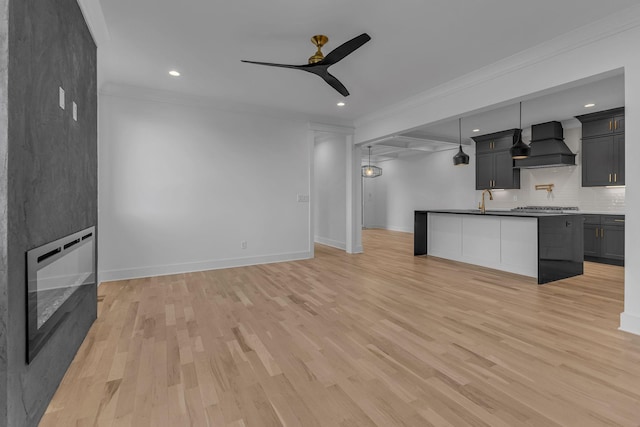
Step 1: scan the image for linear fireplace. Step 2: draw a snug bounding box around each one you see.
[26,226,96,362]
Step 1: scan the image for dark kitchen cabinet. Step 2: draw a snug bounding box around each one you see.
[576,107,625,187]
[601,225,624,260]
[584,215,600,257]
[615,114,625,132]
[582,214,624,265]
[615,134,625,184]
[494,150,518,188]
[476,153,494,189]
[473,129,520,190]
[583,224,599,257]
[579,112,624,137]
[581,136,624,186]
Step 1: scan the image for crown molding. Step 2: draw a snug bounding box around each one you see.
[354,4,640,130]
[76,0,110,46]
[309,123,355,135]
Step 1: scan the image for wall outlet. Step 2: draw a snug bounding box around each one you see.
[513,195,518,201]
[297,194,310,202]
[240,240,247,249]
[59,87,65,110]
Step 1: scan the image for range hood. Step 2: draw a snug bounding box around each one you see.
[514,121,576,169]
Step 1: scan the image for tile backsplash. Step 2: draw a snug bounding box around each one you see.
[478,126,625,213]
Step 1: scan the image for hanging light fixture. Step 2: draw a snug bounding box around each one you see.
[361,146,382,178]
[452,118,470,166]
[510,102,530,159]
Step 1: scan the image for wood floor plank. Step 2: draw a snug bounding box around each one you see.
[41,229,640,426]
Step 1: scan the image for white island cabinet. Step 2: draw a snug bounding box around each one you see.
[429,213,538,278]
[415,210,584,284]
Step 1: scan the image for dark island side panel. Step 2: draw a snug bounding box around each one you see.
[537,215,584,284]
[414,211,427,255]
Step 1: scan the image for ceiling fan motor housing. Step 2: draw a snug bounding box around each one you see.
[309,35,329,64]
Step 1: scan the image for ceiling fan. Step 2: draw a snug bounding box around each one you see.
[241,33,371,97]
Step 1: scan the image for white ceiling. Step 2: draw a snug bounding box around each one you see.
[96,0,638,123]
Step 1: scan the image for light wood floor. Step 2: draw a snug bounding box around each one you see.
[41,229,640,426]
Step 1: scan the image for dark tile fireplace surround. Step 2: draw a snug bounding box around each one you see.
[0,0,98,425]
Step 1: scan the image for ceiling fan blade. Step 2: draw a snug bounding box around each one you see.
[320,33,371,66]
[241,60,302,70]
[321,72,350,97]
[242,33,368,96]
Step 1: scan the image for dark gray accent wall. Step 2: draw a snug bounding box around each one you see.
[4,0,97,425]
[0,0,9,423]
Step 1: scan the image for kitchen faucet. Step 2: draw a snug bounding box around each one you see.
[479,189,493,214]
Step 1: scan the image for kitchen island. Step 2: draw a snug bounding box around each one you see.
[414,210,583,284]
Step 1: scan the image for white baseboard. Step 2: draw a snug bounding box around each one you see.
[314,236,347,250]
[363,225,385,230]
[364,225,412,233]
[619,312,640,336]
[98,251,312,284]
[384,225,412,233]
[349,245,364,254]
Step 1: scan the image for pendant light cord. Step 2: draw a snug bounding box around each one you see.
[459,118,462,147]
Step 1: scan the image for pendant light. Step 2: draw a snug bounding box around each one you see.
[361,146,382,178]
[510,102,530,159]
[452,118,470,166]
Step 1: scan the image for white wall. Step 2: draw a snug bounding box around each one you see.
[353,9,640,335]
[314,133,346,249]
[364,148,476,232]
[98,92,312,282]
[362,172,379,228]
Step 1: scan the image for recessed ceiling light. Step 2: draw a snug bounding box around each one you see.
[472,129,480,132]
[584,103,595,108]
[169,70,181,77]
[337,102,345,107]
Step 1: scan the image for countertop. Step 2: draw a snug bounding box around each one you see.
[580,211,626,215]
[416,209,583,218]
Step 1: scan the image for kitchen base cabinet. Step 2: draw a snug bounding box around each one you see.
[601,225,624,261]
[583,214,624,266]
[583,223,599,257]
[428,213,537,277]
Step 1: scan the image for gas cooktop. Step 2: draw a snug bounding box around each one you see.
[511,206,579,213]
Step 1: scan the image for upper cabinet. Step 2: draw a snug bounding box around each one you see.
[576,107,625,187]
[472,129,520,190]
[579,109,624,137]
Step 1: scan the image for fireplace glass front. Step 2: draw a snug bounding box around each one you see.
[26,226,96,362]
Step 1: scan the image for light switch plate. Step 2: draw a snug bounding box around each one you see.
[72,102,77,121]
[297,194,310,203]
[59,87,65,110]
